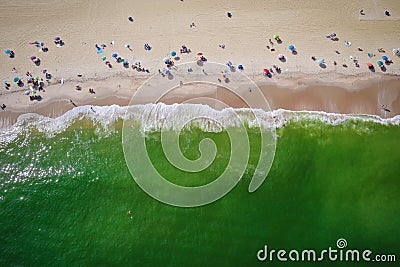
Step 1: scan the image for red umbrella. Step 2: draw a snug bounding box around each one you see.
[367,63,373,67]
[263,68,270,73]
[197,52,203,56]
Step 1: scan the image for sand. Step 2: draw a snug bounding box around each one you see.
[1,0,400,128]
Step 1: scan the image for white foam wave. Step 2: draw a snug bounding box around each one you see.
[1,103,399,145]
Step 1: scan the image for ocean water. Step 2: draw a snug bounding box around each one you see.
[0,104,399,266]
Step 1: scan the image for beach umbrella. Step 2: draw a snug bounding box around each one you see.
[42,68,47,74]
[331,32,336,37]
[377,61,384,67]
[344,41,351,47]
[318,59,325,64]
[101,56,106,61]
[273,34,279,39]
[382,55,388,61]
[170,51,177,56]
[5,49,11,54]
[197,52,203,56]
[273,64,278,69]
[55,37,60,41]
[226,61,232,66]
[30,56,36,60]
[238,64,243,70]
[164,58,170,63]
[367,63,373,67]
[112,53,118,58]
[13,77,19,82]
[263,68,269,73]
[278,54,284,59]
[24,90,30,95]
[288,45,295,51]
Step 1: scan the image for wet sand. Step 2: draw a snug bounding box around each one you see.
[1,74,399,129]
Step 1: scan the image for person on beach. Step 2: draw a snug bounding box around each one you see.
[69,99,77,107]
[4,80,10,89]
[269,39,274,45]
[0,104,6,110]
[359,9,365,15]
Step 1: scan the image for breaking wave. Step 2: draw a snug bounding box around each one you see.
[1,103,400,145]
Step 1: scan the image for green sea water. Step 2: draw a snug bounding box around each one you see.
[0,115,399,266]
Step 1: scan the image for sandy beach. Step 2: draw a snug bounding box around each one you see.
[1,0,400,127]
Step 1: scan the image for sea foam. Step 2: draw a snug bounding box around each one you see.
[1,103,399,145]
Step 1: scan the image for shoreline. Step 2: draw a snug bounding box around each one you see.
[1,72,399,129]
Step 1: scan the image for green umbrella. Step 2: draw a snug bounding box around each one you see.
[273,34,279,39]
[101,56,106,61]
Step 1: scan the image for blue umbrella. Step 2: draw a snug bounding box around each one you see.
[331,32,336,37]
[55,37,60,41]
[238,64,244,70]
[24,90,30,95]
[13,77,19,82]
[377,61,384,67]
[112,53,118,58]
[5,49,11,54]
[382,55,388,61]
[318,59,325,64]
[288,45,295,51]
[164,58,170,63]
[170,51,176,56]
